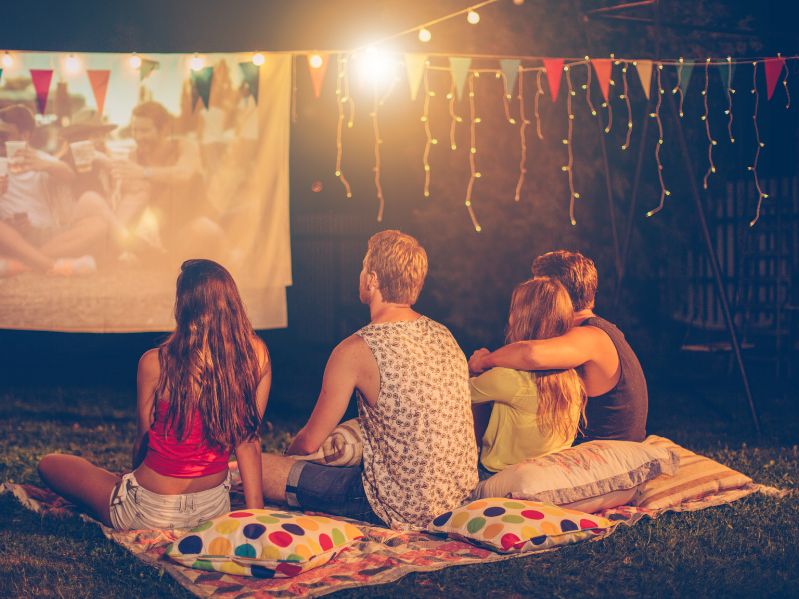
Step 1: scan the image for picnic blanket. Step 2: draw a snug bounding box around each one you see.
[0,477,784,599]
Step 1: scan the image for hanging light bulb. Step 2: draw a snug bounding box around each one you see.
[252,52,265,66]
[128,53,142,69]
[64,54,81,75]
[2,52,13,69]
[512,0,525,4]
[466,10,480,25]
[190,54,205,71]
[309,54,324,69]
[418,28,432,43]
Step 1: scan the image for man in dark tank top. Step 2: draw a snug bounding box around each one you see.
[468,250,648,443]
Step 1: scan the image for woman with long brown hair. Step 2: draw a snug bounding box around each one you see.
[39,259,271,529]
[471,276,586,478]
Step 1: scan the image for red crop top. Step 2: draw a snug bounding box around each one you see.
[144,400,230,478]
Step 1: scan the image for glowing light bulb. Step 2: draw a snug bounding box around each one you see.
[513,0,525,4]
[129,54,142,69]
[252,53,265,66]
[357,47,395,86]
[2,52,13,69]
[418,28,432,43]
[64,54,81,75]
[190,54,205,71]
[309,54,324,69]
[467,10,480,25]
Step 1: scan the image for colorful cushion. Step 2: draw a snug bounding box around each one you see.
[166,509,364,578]
[427,498,615,553]
[476,440,679,505]
[633,435,753,509]
[292,418,363,467]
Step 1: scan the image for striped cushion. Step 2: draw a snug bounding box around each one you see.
[633,435,752,509]
[292,419,363,467]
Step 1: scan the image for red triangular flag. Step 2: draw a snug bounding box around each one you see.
[308,54,329,99]
[592,59,613,102]
[764,57,786,100]
[542,58,564,102]
[30,69,54,114]
[87,70,110,115]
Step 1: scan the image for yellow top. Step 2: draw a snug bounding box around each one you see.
[471,367,579,473]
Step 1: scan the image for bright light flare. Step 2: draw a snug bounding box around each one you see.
[418,28,432,43]
[2,52,13,69]
[129,54,142,69]
[357,47,396,86]
[64,54,81,75]
[309,53,324,69]
[190,54,205,71]
[252,52,265,66]
[467,10,480,24]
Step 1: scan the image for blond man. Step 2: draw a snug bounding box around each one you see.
[261,230,477,530]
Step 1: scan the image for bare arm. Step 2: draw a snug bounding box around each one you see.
[236,340,272,510]
[147,140,201,184]
[132,349,159,469]
[285,336,362,456]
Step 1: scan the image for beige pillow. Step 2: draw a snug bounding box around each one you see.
[292,419,363,467]
[633,435,752,509]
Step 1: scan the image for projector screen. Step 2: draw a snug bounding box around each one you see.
[0,52,291,331]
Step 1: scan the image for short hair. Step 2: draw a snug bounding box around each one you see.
[531,250,598,311]
[131,101,172,131]
[364,230,428,305]
[0,104,36,136]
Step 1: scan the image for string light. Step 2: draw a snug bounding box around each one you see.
[702,58,717,190]
[421,62,435,198]
[497,71,517,124]
[467,10,481,25]
[602,58,613,134]
[673,57,686,117]
[514,67,530,202]
[64,54,81,75]
[189,53,204,71]
[725,56,735,143]
[584,57,597,117]
[563,65,580,226]
[534,69,545,140]
[780,53,791,109]
[252,52,265,66]
[621,62,633,150]
[418,28,432,43]
[309,54,324,69]
[334,55,353,198]
[1,52,12,69]
[749,61,768,227]
[447,78,463,150]
[646,65,670,217]
[128,53,142,69]
[371,87,386,222]
[465,73,482,232]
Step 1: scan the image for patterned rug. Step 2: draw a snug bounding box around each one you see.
[0,480,783,598]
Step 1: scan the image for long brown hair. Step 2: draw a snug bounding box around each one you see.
[155,259,262,447]
[506,277,586,440]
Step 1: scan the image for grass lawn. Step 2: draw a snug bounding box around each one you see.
[0,377,797,598]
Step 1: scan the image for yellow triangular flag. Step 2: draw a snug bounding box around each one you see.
[636,60,653,100]
[405,54,427,101]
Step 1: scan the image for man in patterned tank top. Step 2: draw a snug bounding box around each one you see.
[260,230,477,530]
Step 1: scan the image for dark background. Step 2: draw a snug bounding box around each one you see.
[1,0,797,419]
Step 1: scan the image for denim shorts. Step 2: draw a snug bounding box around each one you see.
[108,471,231,531]
[285,461,384,526]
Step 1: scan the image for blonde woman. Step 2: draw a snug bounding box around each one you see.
[471,277,586,478]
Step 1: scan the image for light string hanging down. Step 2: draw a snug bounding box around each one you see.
[701,58,717,190]
[780,54,791,109]
[602,57,614,134]
[621,61,633,150]
[725,56,735,143]
[447,77,463,150]
[673,57,686,117]
[646,64,670,217]
[334,55,353,198]
[534,69,545,140]
[498,71,517,125]
[371,86,386,222]
[749,61,768,227]
[421,62,436,198]
[514,66,530,202]
[583,58,598,117]
[562,64,579,225]
[464,73,483,232]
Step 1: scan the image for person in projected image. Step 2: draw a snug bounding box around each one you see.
[0,104,107,276]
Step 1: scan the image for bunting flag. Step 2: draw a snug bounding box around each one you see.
[499,59,521,97]
[29,69,54,114]
[308,54,329,99]
[717,62,736,91]
[677,60,695,95]
[592,59,613,102]
[238,62,260,104]
[764,57,786,100]
[542,58,564,102]
[86,70,110,115]
[140,58,159,82]
[635,60,653,99]
[190,66,214,110]
[405,54,427,101]
[449,57,472,100]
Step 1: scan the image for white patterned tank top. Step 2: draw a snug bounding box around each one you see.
[355,316,478,530]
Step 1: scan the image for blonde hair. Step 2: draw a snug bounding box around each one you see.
[364,230,428,304]
[506,277,587,441]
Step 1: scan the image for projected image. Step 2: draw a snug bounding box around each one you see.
[0,52,291,331]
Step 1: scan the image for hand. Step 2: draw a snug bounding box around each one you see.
[14,147,50,174]
[468,348,491,375]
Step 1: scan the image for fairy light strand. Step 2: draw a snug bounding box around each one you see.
[464,73,482,232]
[371,88,385,222]
[646,65,670,217]
[725,56,735,143]
[498,71,517,125]
[673,57,686,117]
[562,65,580,225]
[621,61,633,150]
[447,78,463,150]
[514,67,529,202]
[584,58,598,117]
[421,62,434,198]
[334,55,353,198]
[701,58,717,190]
[534,70,545,140]
[781,54,791,109]
[749,61,768,227]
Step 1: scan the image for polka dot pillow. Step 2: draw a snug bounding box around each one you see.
[166,509,365,578]
[427,498,615,553]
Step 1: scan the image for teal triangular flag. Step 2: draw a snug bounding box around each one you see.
[191,66,214,110]
[449,57,472,101]
[499,59,520,97]
[677,60,695,95]
[239,62,260,104]
[717,62,736,91]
